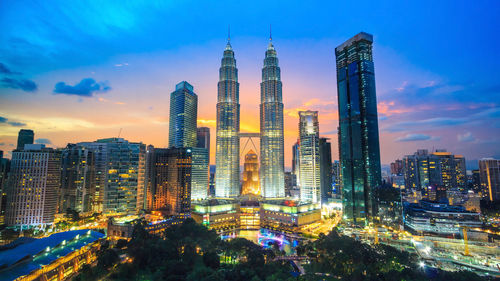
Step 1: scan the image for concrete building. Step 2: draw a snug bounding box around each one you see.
[479,158,500,201]
[298,111,320,204]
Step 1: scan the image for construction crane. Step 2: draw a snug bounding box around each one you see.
[457,225,470,256]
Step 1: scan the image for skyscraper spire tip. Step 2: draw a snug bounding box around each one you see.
[270,24,272,41]
[228,25,230,42]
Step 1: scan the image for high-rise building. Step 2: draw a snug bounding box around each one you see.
[79,138,146,214]
[5,144,60,228]
[149,148,192,217]
[319,138,333,204]
[292,141,300,187]
[60,144,95,213]
[332,160,341,195]
[215,37,240,198]
[0,151,10,224]
[197,127,210,155]
[390,160,403,175]
[260,36,285,198]
[298,111,320,203]
[16,129,34,150]
[241,150,259,196]
[169,81,198,148]
[191,147,209,200]
[284,172,297,197]
[479,158,500,201]
[336,32,382,224]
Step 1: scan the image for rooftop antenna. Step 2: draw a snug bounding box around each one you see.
[269,24,272,41]
[118,128,122,138]
[228,24,230,41]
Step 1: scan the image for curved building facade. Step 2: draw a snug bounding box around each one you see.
[215,40,240,197]
[260,39,285,198]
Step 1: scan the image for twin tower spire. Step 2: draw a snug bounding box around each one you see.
[215,29,285,199]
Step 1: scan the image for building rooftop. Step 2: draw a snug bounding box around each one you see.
[335,32,373,52]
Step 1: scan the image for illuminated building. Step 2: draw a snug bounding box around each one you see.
[196,127,210,155]
[284,172,297,197]
[241,149,260,195]
[239,197,260,229]
[336,32,382,224]
[404,200,482,236]
[479,158,500,201]
[146,147,193,218]
[332,160,341,195]
[169,81,197,148]
[79,138,146,214]
[16,129,34,151]
[292,141,300,187]
[191,198,239,231]
[298,111,320,203]
[260,35,285,198]
[0,152,9,224]
[60,144,95,214]
[260,200,321,231]
[215,36,240,198]
[319,137,333,204]
[5,144,60,228]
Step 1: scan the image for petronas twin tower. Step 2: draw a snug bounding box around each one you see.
[215,34,285,198]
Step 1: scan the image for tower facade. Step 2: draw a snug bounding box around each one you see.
[169,81,198,148]
[16,129,34,150]
[298,111,320,203]
[242,150,260,196]
[336,32,382,224]
[215,39,240,197]
[260,38,285,198]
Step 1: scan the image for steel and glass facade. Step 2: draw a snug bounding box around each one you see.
[336,32,382,224]
[298,111,320,203]
[215,40,240,197]
[260,40,285,198]
[169,81,198,148]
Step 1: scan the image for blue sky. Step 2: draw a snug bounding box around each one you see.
[0,0,499,168]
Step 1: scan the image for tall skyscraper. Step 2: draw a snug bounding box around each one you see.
[197,127,210,155]
[319,137,333,204]
[479,158,500,201]
[298,111,320,203]
[191,147,209,200]
[292,141,300,187]
[260,36,285,198]
[60,144,95,213]
[16,129,34,150]
[79,138,146,214]
[169,81,198,148]
[0,152,10,224]
[336,32,382,224]
[241,150,260,196]
[5,144,60,228]
[215,37,240,198]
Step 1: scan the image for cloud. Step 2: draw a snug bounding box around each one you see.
[53,78,111,97]
[0,77,37,92]
[0,63,20,75]
[35,138,52,144]
[386,117,468,132]
[457,132,475,142]
[114,63,129,67]
[0,116,27,127]
[322,129,338,135]
[395,134,440,142]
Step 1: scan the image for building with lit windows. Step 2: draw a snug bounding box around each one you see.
[319,138,332,204]
[479,158,500,201]
[191,198,239,231]
[215,37,241,198]
[60,144,95,214]
[79,138,146,214]
[260,200,321,231]
[169,81,198,148]
[260,36,285,198]
[336,32,382,225]
[241,150,260,196]
[298,111,320,203]
[5,144,61,228]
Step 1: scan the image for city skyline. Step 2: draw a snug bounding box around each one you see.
[1,1,499,169]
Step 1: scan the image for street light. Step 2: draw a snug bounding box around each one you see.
[419,261,425,268]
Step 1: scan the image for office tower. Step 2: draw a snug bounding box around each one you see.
[215,37,240,198]
[471,169,481,193]
[60,144,95,213]
[432,150,466,191]
[16,129,34,150]
[241,150,260,196]
[260,36,285,198]
[0,152,10,224]
[479,158,500,201]
[191,147,209,200]
[149,148,192,217]
[284,172,297,197]
[390,159,403,175]
[79,138,146,214]
[336,32,382,224]
[5,144,60,228]
[403,149,441,190]
[292,141,300,187]
[319,138,333,204]
[169,81,198,148]
[332,160,341,194]
[197,127,210,155]
[145,145,155,210]
[298,111,320,203]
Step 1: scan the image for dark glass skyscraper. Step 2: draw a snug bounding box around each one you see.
[16,129,34,150]
[260,38,285,198]
[336,32,381,224]
[215,38,240,198]
[169,81,198,148]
